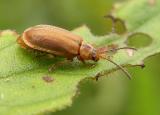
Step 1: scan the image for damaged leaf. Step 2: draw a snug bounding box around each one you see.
[0,0,160,114]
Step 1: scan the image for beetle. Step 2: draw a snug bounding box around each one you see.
[17,25,136,79]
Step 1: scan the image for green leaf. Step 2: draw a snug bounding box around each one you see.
[0,0,160,114]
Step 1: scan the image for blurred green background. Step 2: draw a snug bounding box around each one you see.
[0,0,160,115]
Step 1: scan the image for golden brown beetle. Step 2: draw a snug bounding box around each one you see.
[17,25,135,79]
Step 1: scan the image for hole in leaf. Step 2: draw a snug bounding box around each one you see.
[126,33,152,48]
[103,17,114,34]
[114,18,127,34]
[104,15,127,34]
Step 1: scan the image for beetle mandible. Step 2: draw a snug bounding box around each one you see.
[17,25,136,79]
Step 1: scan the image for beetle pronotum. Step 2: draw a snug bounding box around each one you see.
[17,25,136,79]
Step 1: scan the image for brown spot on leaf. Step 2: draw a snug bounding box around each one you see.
[42,76,54,83]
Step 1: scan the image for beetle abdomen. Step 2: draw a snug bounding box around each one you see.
[21,25,83,58]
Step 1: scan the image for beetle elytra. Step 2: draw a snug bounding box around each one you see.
[17,25,136,79]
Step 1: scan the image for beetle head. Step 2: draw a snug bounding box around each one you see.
[79,43,99,62]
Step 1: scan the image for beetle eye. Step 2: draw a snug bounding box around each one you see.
[92,55,96,60]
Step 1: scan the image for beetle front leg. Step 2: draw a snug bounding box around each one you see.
[77,56,97,69]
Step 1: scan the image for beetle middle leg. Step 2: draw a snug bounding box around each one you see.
[48,59,73,72]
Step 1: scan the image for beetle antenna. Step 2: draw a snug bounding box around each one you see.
[97,47,137,54]
[107,47,137,53]
[101,56,132,79]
